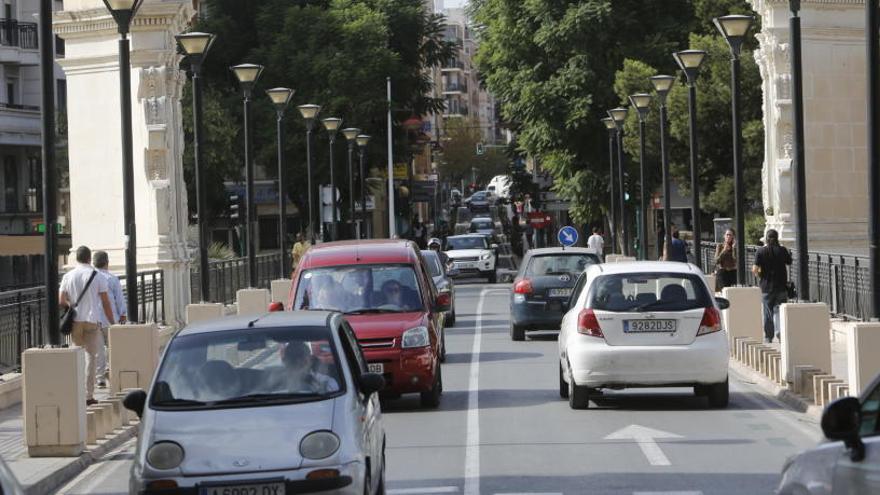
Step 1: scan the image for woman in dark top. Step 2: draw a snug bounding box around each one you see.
[714,229,737,288]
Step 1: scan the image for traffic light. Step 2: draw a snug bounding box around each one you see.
[476,142,484,155]
[228,193,242,223]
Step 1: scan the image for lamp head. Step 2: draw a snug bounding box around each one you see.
[714,15,754,57]
[175,32,215,60]
[101,0,145,34]
[230,63,264,96]
[607,107,628,130]
[266,88,295,112]
[297,104,321,121]
[628,94,652,120]
[322,117,343,133]
[650,75,676,104]
[673,49,707,84]
[342,128,362,142]
[601,117,616,133]
[356,134,371,148]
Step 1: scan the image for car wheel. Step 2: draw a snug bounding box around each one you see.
[487,270,497,284]
[510,323,525,341]
[375,454,386,495]
[707,378,729,408]
[447,309,456,327]
[568,370,590,409]
[693,384,708,396]
[439,328,447,363]
[559,363,569,399]
[420,365,442,408]
[364,472,371,495]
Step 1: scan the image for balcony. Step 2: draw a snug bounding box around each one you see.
[442,60,466,72]
[443,82,468,94]
[443,105,469,117]
[0,20,38,49]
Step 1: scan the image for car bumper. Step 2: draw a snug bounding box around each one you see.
[510,299,566,329]
[450,260,495,276]
[565,331,729,387]
[132,461,363,495]
[363,346,436,395]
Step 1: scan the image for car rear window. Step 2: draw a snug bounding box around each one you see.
[472,220,494,230]
[293,264,424,314]
[422,251,443,277]
[525,254,599,277]
[588,273,711,312]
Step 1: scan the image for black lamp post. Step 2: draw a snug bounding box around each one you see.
[267,87,294,277]
[789,1,810,300]
[102,0,145,322]
[357,134,371,239]
[230,63,264,288]
[868,0,880,318]
[608,107,630,256]
[176,31,215,302]
[651,75,676,261]
[342,127,362,240]
[629,93,652,260]
[715,14,754,284]
[322,117,343,241]
[673,49,708,270]
[39,0,59,342]
[297,104,321,244]
[601,117,618,253]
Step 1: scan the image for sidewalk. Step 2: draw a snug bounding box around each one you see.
[0,388,138,495]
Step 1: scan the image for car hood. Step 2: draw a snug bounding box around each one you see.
[150,399,335,476]
[446,249,489,259]
[346,312,427,340]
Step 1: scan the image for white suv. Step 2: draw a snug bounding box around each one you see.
[444,234,498,283]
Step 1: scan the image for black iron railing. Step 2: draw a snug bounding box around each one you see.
[0,19,38,49]
[190,253,285,306]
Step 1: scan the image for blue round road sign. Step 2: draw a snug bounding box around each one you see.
[558,226,578,247]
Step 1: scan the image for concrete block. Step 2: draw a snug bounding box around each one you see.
[830,382,850,401]
[95,403,115,433]
[742,341,763,366]
[185,303,224,325]
[748,344,772,370]
[795,367,824,396]
[704,274,717,294]
[22,347,86,457]
[779,303,832,385]
[756,347,777,374]
[733,337,754,361]
[270,279,292,305]
[762,351,781,378]
[100,399,123,430]
[109,323,159,396]
[0,374,22,409]
[721,286,764,350]
[769,354,782,383]
[819,378,844,407]
[86,411,97,445]
[846,322,880,396]
[605,254,620,263]
[87,405,107,440]
[118,389,140,424]
[811,374,837,404]
[236,288,270,316]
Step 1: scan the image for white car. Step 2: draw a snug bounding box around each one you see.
[558,261,730,409]
[444,234,498,283]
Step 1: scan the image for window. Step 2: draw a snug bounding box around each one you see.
[525,254,600,277]
[3,156,17,212]
[6,79,16,106]
[445,236,487,251]
[294,264,424,314]
[54,35,65,57]
[56,79,67,113]
[588,273,712,313]
[860,381,880,436]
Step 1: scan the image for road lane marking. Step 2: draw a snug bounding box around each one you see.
[388,487,460,494]
[57,439,136,494]
[605,425,682,467]
[633,492,703,495]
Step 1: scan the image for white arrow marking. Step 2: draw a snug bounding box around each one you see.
[604,425,682,466]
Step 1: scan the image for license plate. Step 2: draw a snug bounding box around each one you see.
[548,288,572,298]
[368,363,384,373]
[455,262,477,269]
[200,482,285,495]
[624,319,677,333]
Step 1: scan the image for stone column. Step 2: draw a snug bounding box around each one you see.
[750,0,869,254]
[54,1,196,326]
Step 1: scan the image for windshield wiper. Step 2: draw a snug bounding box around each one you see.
[212,393,319,405]
[346,308,402,314]
[152,398,207,407]
[633,299,697,312]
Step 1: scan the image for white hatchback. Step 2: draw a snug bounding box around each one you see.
[558,261,730,409]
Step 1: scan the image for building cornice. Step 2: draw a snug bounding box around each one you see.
[53,2,195,40]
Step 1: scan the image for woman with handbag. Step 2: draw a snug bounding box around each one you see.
[714,229,737,290]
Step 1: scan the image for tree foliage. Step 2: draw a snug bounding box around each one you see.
[439,118,509,186]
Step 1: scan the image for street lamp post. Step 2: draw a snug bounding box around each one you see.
[601,117,618,253]
[267,87,294,277]
[102,0,145,322]
[176,31,215,302]
[608,107,629,256]
[673,49,708,271]
[39,0,59,342]
[788,1,810,300]
[715,14,754,284]
[868,0,880,318]
[297,104,321,244]
[651,75,676,261]
[342,127,362,240]
[628,94,652,260]
[230,63,264,288]
[357,134,371,239]
[322,117,343,241]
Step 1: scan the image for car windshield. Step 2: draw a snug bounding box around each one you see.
[150,326,343,409]
[422,251,443,277]
[588,273,711,312]
[294,264,424,314]
[446,237,488,250]
[471,220,494,230]
[472,191,486,200]
[525,254,599,277]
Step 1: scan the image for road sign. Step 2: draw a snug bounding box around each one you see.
[527,211,550,229]
[558,226,578,247]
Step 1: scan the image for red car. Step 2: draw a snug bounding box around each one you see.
[286,240,450,408]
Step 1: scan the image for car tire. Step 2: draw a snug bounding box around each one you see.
[487,270,497,284]
[693,384,708,396]
[374,456,386,495]
[439,329,447,363]
[447,309,456,327]
[559,363,569,399]
[707,378,729,408]
[510,323,525,341]
[568,371,590,410]
[420,366,442,408]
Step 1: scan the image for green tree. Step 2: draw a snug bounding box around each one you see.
[439,118,509,186]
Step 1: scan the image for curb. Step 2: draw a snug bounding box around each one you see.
[729,359,824,421]
[22,423,138,495]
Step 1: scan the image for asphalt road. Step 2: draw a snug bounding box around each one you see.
[54,281,823,495]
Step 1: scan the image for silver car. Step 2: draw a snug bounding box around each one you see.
[777,372,880,494]
[123,312,386,495]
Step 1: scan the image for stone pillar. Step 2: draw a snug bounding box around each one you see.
[750,0,869,254]
[54,1,196,327]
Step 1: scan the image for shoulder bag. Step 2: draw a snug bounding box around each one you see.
[60,270,98,336]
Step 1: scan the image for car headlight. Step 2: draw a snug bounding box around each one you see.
[402,326,430,348]
[481,252,492,260]
[146,441,185,470]
[300,431,340,460]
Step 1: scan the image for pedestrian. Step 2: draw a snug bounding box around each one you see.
[663,227,688,263]
[92,250,126,389]
[291,233,310,271]
[412,217,426,249]
[587,227,605,259]
[714,229,738,290]
[59,246,115,405]
[752,229,792,344]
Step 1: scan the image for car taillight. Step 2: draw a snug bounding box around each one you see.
[577,309,604,338]
[514,279,533,294]
[697,307,722,336]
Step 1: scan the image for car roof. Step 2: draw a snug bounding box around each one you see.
[448,234,486,239]
[524,247,598,256]
[301,239,419,268]
[177,311,336,337]
[585,261,701,276]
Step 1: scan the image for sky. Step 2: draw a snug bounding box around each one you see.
[441,0,467,8]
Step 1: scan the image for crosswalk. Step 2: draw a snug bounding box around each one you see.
[388,488,704,495]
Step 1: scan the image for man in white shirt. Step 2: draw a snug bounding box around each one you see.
[93,250,126,388]
[59,246,115,405]
[586,227,605,260]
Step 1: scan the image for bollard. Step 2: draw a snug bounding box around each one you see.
[119,389,141,424]
[100,399,123,430]
[236,288,271,316]
[86,411,97,445]
[779,303,831,386]
[87,405,108,440]
[721,287,764,350]
[270,279,292,306]
[22,347,86,457]
[109,324,159,396]
[845,322,880,396]
[186,303,224,325]
[704,274,717,294]
[810,374,837,404]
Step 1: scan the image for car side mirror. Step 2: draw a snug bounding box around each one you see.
[491,243,499,250]
[821,397,865,462]
[268,301,284,312]
[360,372,386,397]
[123,389,147,418]
[435,292,452,313]
[715,297,730,311]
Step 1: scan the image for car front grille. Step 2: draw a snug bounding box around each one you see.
[359,338,395,349]
[454,256,480,262]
